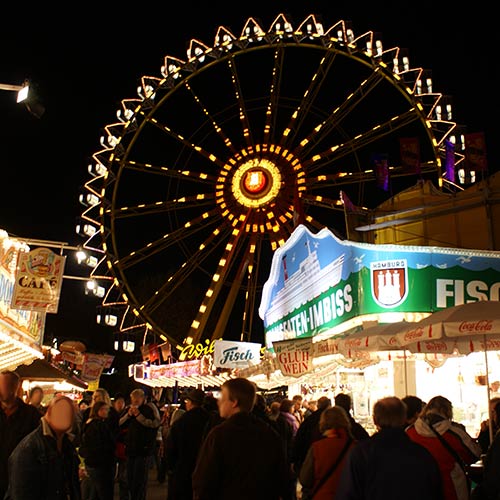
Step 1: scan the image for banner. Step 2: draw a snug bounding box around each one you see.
[259,224,500,349]
[80,353,114,381]
[11,247,66,313]
[399,137,421,175]
[141,343,160,363]
[444,139,455,183]
[213,339,261,369]
[465,132,488,172]
[371,153,390,191]
[160,342,172,362]
[273,337,313,377]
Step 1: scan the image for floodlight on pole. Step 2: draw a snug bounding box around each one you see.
[0,79,44,118]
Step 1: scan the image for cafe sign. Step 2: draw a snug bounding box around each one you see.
[260,224,500,348]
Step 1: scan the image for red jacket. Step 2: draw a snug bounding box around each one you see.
[299,428,355,499]
[406,416,481,500]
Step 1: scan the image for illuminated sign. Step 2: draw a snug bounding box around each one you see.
[259,224,500,348]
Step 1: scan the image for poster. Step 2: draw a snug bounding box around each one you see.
[11,247,66,313]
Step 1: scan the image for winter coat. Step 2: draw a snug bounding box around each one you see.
[0,397,41,497]
[165,406,210,500]
[120,402,161,457]
[407,415,481,500]
[293,407,326,471]
[336,427,445,500]
[4,418,81,500]
[192,411,290,500]
[299,427,355,500]
[281,410,299,436]
[78,417,116,467]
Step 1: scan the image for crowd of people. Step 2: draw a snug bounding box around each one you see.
[2,367,500,499]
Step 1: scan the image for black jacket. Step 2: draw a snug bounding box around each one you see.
[78,417,116,467]
[292,407,325,471]
[5,418,81,500]
[335,427,444,500]
[120,402,160,457]
[0,398,42,497]
[165,406,210,500]
[192,412,290,500]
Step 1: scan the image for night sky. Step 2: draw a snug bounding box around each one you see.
[0,2,497,358]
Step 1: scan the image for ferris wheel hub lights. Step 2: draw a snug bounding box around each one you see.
[243,169,268,194]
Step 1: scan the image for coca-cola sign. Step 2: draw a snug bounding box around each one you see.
[458,320,493,333]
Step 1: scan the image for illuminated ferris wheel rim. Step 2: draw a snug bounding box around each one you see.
[80,13,461,347]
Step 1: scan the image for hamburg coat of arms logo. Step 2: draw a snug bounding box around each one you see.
[370,259,408,308]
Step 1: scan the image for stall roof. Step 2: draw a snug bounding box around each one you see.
[14,358,88,390]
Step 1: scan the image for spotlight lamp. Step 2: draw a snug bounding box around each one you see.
[0,79,45,118]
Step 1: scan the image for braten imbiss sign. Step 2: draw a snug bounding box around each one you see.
[259,224,500,349]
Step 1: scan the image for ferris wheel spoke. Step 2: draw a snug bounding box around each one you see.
[263,46,285,145]
[110,194,215,219]
[189,216,251,344]
[183,81,238,156]
[280,42,338,148]
[226,56,254,148]
[139,110,226,168]
[295,70,386,157]
[302,107,420,173]
[302,194,344,212]
[240,236,261,342]
[123,160,216,183]
[115,210,221,271]
[140,226,233,316]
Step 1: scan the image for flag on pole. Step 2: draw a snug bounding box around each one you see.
[464,132,488,172]
[399,137,421,175]
[444,139,455,183]
[293,186,306,228]
[371,153,390,191]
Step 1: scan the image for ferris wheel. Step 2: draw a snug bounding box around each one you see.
[77,13,462,350]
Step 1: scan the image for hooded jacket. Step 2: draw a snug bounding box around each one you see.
[406,414,481,500]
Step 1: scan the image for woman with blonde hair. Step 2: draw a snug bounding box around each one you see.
[299,406,356,499]
[406,395,481,500]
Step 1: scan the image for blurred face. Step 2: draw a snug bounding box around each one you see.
[98,404,110,419]
[184,399,194,411]
[131,395,144,407]
[114,398,125,413]
[218,386,238,419]
[0,374,19,403]
[79,401,89,412]
[46,399,74,433]
[30,389,43,406]
[92,391,104,404]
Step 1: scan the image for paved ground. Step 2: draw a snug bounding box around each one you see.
[113,468,167,499]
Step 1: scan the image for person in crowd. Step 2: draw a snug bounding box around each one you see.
[253,395,296,500]
[406,395,481,500]
[280,398,300,436]
[119,388,161,500]
[5,395,81,500]
[336,396,444,500]
[113,395,129,500]
[303,400,317,419]
[202,392,224,436]
[299,406,357,499]
[0,370,42,499]
[78,400,117,500]
[192,377,290,500]
[402,395,425,427]
[473,401,500,499]
[477,397,500,454]
[292,395,332,484]
[334,393,370,441]
[82,388,119,436]
[27,385,46,415]
[165,388,210,500]
[292,394,304,425]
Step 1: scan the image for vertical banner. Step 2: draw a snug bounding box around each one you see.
[371,153,390,191]
[444,139,456,183]
[272,337,313,377]
[465,132,488,172]
[399,137,421,175]
[11,248,66,313]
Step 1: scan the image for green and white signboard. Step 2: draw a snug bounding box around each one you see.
[259,224,500,349]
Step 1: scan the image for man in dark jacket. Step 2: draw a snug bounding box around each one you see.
[0,370,41,498]
[165,388,210,500]
[334,393,370,441]
[119,388,160,500]
[335,396,444,500]
[5,395,81,500]
[192,378,290,500]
